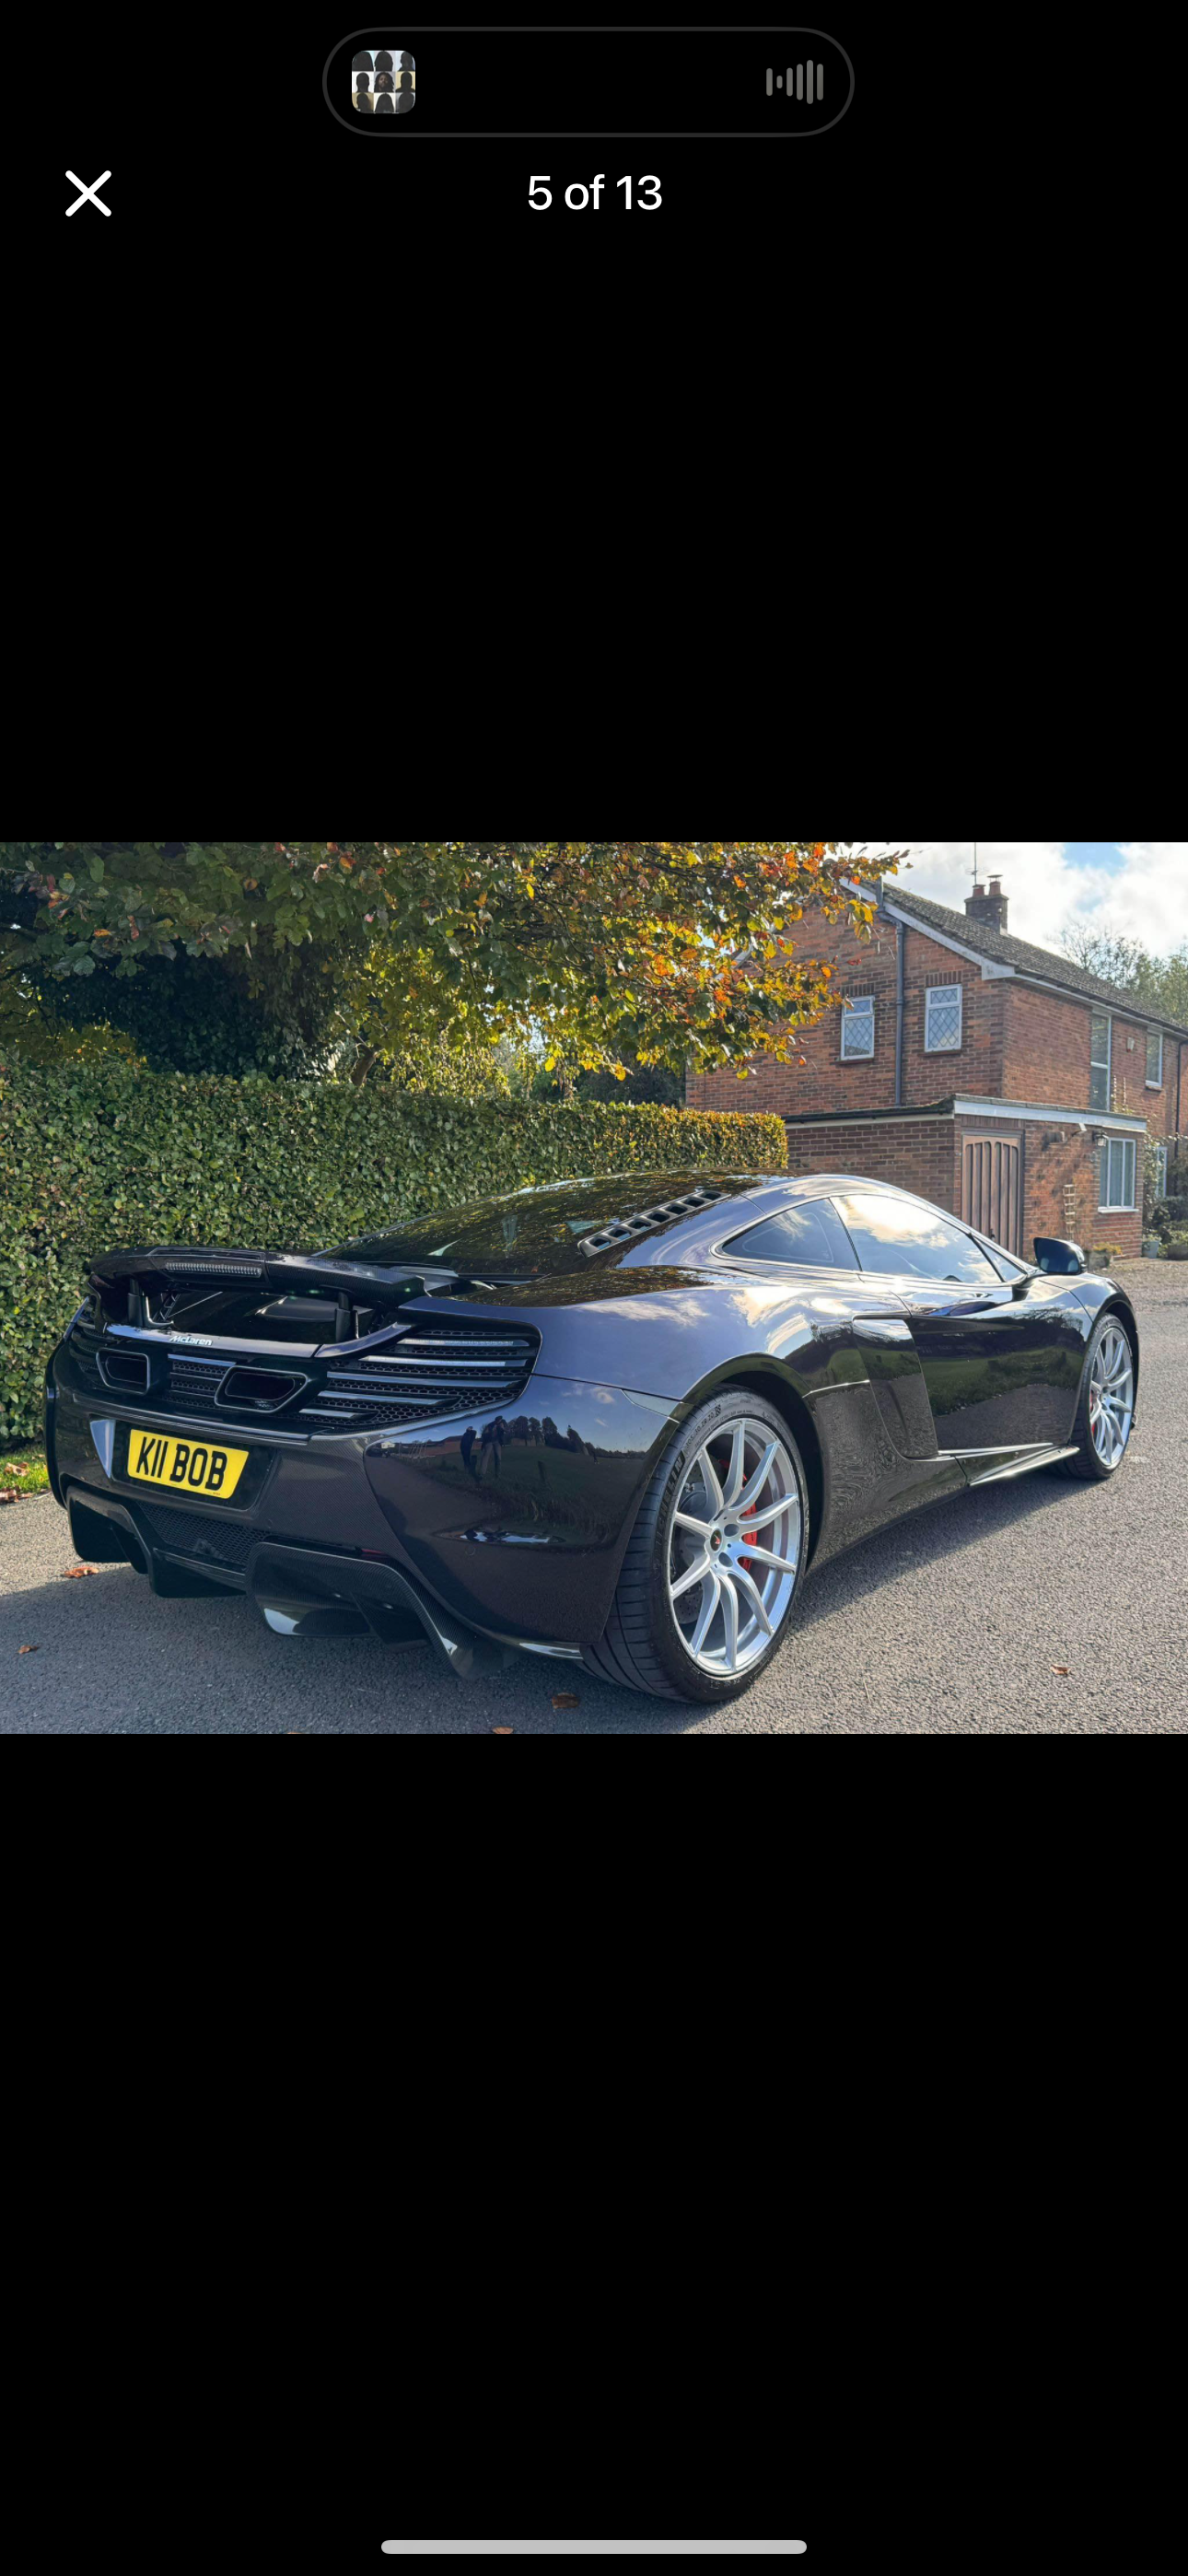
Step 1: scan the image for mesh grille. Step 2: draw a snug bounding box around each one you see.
[138,1503,255,1567]
[161,1355,229,1415]
[169,1358,227,1390]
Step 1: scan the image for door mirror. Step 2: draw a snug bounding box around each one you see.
[1032,1235,1085,1274]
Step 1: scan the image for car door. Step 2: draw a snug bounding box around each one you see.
[829,1189,1089,1453]
[713,1193,940,1457]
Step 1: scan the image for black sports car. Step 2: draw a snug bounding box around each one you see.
[45,1170,1138,1704]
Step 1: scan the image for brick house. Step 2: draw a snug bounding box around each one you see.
[686,874,1188,1260]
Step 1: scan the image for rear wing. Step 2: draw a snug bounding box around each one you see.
[88,1247,448,1295]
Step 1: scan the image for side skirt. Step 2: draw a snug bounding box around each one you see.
[949,1444,1079,1487]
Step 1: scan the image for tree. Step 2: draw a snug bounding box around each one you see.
[0,841,901,1081]
[0,845,369,1076]
[1059,923,1153,992]
[532,1052,685,1107]
[1059,921,1188,1033]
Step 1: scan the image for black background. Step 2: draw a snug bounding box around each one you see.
[34,5,936,356]
[13,0,1149,715]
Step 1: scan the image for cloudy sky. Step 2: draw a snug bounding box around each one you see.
[858,843,1187,956]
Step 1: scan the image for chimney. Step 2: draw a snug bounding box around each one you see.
[965,872,1008,931]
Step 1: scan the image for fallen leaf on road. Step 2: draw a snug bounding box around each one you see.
[1051,1665,1070,1675]
[61,1564,98,1577]
[551,1692,580,1709]
[1,1490,20,1505]
[18,1644,41,1654]
[491,1725,514,1734]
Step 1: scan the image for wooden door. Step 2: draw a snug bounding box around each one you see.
[961,1135,1021,1255]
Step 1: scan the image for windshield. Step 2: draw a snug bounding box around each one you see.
[331,1172,765,1277]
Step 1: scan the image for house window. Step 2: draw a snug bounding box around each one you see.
[1099,1136,1136,1211]
[1146,1026,1163,1086]
[1089,1011,1112,1111]
[1154,1142,1169,1199]
[925,984,962,1051]
[840,993,875,1059]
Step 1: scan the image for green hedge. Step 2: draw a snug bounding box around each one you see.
[0,1063,786,1442]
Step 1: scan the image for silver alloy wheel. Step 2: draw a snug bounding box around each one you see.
[668,1415,801,1677]
[1088,1321,1134,1468]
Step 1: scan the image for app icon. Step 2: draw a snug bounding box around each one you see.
[352,48,415,114]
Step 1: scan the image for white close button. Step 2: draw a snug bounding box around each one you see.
[65,171,111,217]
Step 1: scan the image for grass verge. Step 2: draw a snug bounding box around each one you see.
[0,1446,50,1498]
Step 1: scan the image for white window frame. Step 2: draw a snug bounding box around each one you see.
[1098,1135,1136,1212]
[925,983,963,1052]
[1089,1011,1112,1111]
[1153,1142,1169,1198]
[839,993,875,1059]
[1146,1026,1163,1087]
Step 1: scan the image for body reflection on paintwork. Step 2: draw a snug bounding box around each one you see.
[362,1379,673,1642]
[891,1276,1089,1450]
[47,1167,1140,1692]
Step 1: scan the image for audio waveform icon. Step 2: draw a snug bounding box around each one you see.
[766,64,824,100]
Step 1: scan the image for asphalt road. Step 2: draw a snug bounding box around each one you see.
[5,1265,1185,1734]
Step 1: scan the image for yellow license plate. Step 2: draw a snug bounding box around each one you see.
[125,1429,250,1500]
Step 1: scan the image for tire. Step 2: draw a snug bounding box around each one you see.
[582,1390,809,1703]
[1050,1310,1136,1481]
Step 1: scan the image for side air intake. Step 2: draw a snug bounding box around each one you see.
[298,1318,541,1430]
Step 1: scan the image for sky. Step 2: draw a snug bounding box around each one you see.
[858,843,1187,957]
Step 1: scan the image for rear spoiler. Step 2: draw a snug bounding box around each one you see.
[88,1247,454,1298]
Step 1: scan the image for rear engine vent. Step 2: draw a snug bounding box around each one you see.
[299,1318,541,1431]
[98,1348,150,1392]
[577,1181,725,1257]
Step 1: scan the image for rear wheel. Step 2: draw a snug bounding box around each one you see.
[583,1391,808,1702]
[1052,1313,1136,1481]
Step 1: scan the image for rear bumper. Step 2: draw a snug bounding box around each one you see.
[62,1483,553,1678]
[49,1345,676,1665]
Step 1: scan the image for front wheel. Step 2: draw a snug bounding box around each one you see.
[583,1391,808,1702]
[1052,1312,1136,1481]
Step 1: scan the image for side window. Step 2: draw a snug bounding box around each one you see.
[980,1240,1028,1282]
[832,1191,1002,1283]
[1146,1026,1163,1086]
[1089,1011,1111,1111]
[925,984,962,1051]
[723,1199,858,1270]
